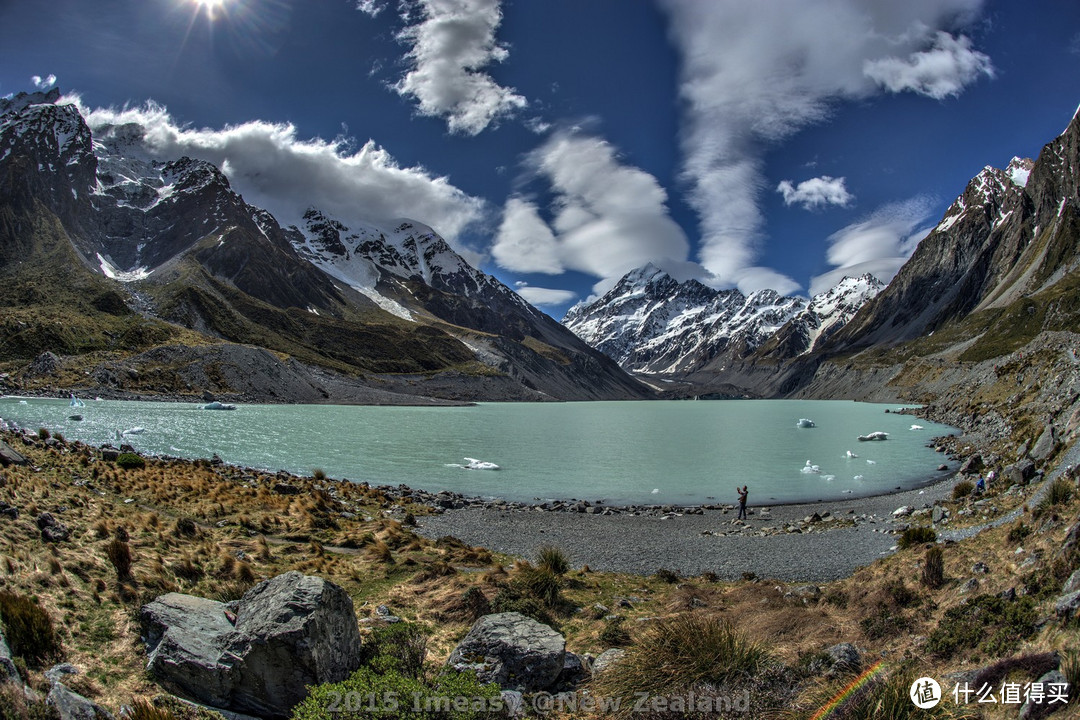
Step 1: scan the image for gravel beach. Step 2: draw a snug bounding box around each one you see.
[415,474,959,581]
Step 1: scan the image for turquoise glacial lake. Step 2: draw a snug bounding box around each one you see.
[0,397,958,505]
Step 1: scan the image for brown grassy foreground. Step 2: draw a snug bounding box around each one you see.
[1,428,1079,719]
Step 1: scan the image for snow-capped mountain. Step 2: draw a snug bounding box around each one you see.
[0,89,646,402]
[563,264,883,375]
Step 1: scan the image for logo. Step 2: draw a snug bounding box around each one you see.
[911,677,942,709]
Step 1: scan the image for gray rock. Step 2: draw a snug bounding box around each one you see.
[446,612,565,692]
[1062,569,1080,596]
[1019,669,1067,719]
[958,455,983,475]
[141,572,363,720]
[1032,425,1058,463]
[932,506,946,523]
[960,578,980,594]
[825,643,861,673]
[592,648,626,676]
[45,666,115,720]
[971,562,990,574]
[37,513,71,543]
[0,627,19,682]
[892,506,913,517]
[27,351,61,377]
[552,651,590,691]
[47,683,115,720]
[0,441,29,467]
[1054,590,1080,622]
[1005,460,1037,485]
[500,690,525,718]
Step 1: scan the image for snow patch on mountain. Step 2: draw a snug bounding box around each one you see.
[564,266,883,374]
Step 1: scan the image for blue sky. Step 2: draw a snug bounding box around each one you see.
[2,0,1079,317]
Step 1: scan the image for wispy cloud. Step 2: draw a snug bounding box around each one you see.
[75,98,485,250]
[864,31,993,100]
[777,175,853,210]
[390,0,526,135]
[809,196,936,295]
[355,0,387,17]
[657,0,990,294]
[492,131,699,296]
[31,74,57,90]
[513,282,577,307]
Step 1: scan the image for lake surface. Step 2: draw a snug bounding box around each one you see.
[0,397,957,505]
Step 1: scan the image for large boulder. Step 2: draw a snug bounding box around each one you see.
[0,441,28,467]
[446,612,565,692]
[1031,425,1058,463]
[141,572,363,720]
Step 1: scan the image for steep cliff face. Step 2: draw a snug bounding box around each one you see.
[0,92,647,401]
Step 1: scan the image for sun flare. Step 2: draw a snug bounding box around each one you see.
[187,0,231,20]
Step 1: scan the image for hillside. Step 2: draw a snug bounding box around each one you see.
[0,90,647,404]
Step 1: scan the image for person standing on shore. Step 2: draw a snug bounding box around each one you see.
[737,485,748,520]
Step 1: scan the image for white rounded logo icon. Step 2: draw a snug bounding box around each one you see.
[910,677,941,709]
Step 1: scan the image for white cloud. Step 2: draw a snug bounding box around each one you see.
[355,0,387,17]
[31,74,57,90]
[513,282,577,307]
[658,0,989,293]
[75,99,485,248]
[492,132,698,292]
[777,175,853,210]
[864,31,993,100]
[391,0,526,135]
[808,196,936,295]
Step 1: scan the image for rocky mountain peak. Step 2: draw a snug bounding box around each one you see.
[0,87,62,116]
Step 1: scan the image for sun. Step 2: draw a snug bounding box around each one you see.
[187,0,232,20]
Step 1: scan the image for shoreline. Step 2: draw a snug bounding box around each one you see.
[412,471,963,580]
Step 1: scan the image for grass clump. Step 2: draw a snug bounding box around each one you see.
[922,546,945,589]
[1035,478,1076,520]
[898,526,937,550]
[591,614,775,719]
[952,480,975,500]
[1007,521,1032,544]
[787,662,978,719]
[116,453,145,470]
[359,623,431,680]
[105,538,133,581]
[537,545,570,576]
[0,683,61,720]
[0,591,62,669]
[598,617,632,648]
[489,587,557,628]
[860,604,913,640]
[125,699,179,720]
[925,594,1038,659]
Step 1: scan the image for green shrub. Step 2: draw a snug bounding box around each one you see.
[537,546,570,576]
[592,615,774,720]
[0,592,62,668]
[860,604,913,640]
[360,623,431,680]
[116,453,145,470]
[952,480,975,499]
[886,580,919,608]
[898,526,937,550]
[598,617,632,647]
[312,468,327,482]
[1046,478,1075,506]
[925,594,1037,659]
[290,665,502,720]
[922,546,945,589]
[37,428,50,440]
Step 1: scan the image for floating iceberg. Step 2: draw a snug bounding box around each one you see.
[800,460,821,474]
[69,394,85,408]
[796,418,816,428]
[846,450,859,458]
[203,401,236,410]
[462,457,500,471]
[857,431,889,441]
[909,424,923,430]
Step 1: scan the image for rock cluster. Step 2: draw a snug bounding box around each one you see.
[141,572,363,720]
